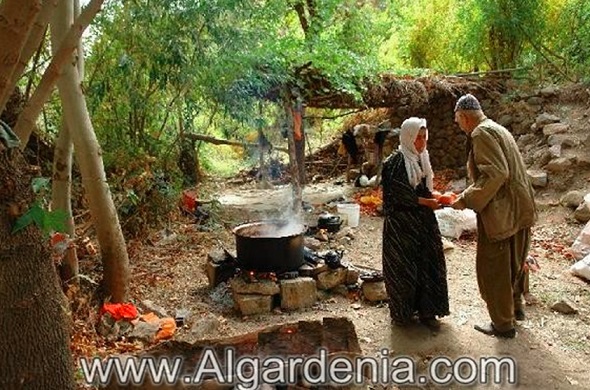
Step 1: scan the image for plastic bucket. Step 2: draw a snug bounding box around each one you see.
[337,203,360,228]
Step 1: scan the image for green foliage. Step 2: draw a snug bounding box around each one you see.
[105,155,183,238]
[70,0,590,238]
[382,0,560,74]
[82,0,392,183]
[540,0,590,80]
[31,177,51,194]
[12,202,68,236]
[458,0,545,70]
[12,176,67,236]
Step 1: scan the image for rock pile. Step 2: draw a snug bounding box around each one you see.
[204,247,388,316]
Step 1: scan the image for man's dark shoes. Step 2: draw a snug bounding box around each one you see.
[515,309,526,321]
[474,323,516,339]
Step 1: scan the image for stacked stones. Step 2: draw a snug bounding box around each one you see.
[383,106,467,170]
[383,96,501,170]
[228,261,387,316]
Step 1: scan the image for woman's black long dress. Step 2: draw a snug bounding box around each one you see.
[381,151,450,323]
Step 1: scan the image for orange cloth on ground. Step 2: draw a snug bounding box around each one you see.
[100,303,139,321]
[156,318,177,341]
[140,312,160,324]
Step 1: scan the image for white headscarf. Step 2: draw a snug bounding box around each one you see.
[398,117,434,191]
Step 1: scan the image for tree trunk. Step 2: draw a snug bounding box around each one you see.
[53,0,130,302]
[13,0,104,148]
[0,0,57,115]
[52,118,78,282]
[50,0,79,284]
[283,95,302,216]
[0,145,75,389]
[295,103,306,185]
[0,0,42,113]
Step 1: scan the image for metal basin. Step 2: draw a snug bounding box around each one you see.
[232,220,305,273]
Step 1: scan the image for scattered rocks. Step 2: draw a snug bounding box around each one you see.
[527,96,544,107]
[128,321,159,343]
[304,237,322,250]
[548,144,561,158]
[174,308,191,327]
[539,86,559,97]
[527,169,548,188]
[545,157,574,172]
[547,134,580,148]
[361,281,387,302]
[574,202,590,223]
[542,123,569,136]
[189,315,221,339]
[576,154,590,169]
[532,149,553,167]
[517,133,536,149]
[560,191,584,209]
[139,300,168,318]
[550,300,578,315]
[535,113,561,128]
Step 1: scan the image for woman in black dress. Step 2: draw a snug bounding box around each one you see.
[381,117,450,328]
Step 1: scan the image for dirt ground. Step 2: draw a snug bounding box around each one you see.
[114,176,590,390]
[75,85,590,389]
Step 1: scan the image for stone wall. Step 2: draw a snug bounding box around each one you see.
[383,86,503,170]
[334,80,586,178]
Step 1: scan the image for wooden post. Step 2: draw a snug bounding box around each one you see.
[283,93,302,216]
[294,99,306,185]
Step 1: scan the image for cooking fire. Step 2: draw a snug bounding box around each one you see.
[204,216,388,316]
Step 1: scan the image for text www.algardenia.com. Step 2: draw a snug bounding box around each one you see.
[80,348,517,389]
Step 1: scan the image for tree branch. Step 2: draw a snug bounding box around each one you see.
[185,133,288,153]
[304,108,366,120]
[292,1,309,36]
[14,0,105,149]
[0,0,43,114]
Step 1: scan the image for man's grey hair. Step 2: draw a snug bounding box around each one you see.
[454,94,482,112]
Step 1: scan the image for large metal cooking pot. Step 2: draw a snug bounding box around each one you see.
[232,219,305,273]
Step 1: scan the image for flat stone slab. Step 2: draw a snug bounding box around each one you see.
[217,183,356,218]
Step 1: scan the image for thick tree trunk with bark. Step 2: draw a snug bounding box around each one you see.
[0,0,58,115]
[0,0,42,112]
[0,146,75,389]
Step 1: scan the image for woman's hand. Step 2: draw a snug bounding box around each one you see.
[418,197,441,210]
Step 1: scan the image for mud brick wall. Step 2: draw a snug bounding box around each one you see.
[384,87,502,170]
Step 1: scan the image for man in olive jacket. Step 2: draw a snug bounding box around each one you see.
[451,94,537,338]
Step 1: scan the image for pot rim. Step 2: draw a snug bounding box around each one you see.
[232,219,306,238]
[318,213,341,223]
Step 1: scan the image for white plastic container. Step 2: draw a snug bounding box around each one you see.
[337,203,360,228]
